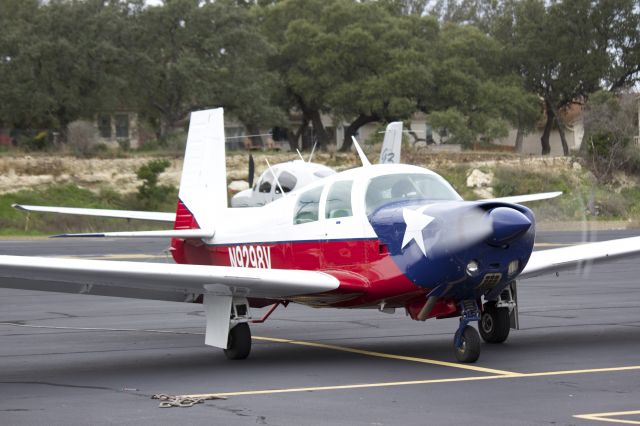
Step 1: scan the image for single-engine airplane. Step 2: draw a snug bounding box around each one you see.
[3,108,640,363]
[231,121,403,207]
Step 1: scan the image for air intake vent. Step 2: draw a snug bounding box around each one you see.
[476,273,503,292]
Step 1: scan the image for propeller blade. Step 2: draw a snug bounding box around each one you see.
[248,154,255,188]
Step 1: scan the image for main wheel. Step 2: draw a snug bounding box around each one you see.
[224,323,251,360]
[453,325,480,363]
[479,302,510,344]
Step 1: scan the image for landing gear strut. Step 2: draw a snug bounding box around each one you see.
[453,300,481,363]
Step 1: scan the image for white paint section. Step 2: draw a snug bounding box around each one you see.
[520,235,640,279]
[204,294,232,348]
[401,207,435,257]
[178,108,227,232]
[379,121,403,164]
[0,255,340,299]
[12,204,175,222]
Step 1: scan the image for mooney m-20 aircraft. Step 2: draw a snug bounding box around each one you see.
[3,108,640,363]
[230,121,403,207]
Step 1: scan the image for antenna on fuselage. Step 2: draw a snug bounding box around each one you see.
[296,149,305,162]
[265,158,286,196]
[308,142,317,163]
[351,136,371,167]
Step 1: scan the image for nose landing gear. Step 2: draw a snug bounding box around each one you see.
[453,300,481,363]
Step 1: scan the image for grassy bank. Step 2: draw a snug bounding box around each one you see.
[1,153,640,237]
[0,184,176,236]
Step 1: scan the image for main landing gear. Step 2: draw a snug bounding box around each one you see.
[479,301,510,343]
[224,322,252,360]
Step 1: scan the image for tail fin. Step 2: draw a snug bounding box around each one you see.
[379,121,403,164]
[175,108,227,234]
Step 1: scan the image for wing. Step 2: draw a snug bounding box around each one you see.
[482,192,562,204]
[0,255,339,302]
[12,204,175,222]
[520,236,640,279]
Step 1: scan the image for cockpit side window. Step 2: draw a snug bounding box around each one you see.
[294,186,323,224]
[325,180,353,219]
[365,173,460,215]
[275,171,297,194]
[258,173,274,193]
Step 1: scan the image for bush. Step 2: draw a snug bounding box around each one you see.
[135,159,176,210]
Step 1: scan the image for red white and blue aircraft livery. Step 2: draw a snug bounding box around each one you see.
[3,108,640,363]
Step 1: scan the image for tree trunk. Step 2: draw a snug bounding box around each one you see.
[309,110,330,151]
[246,124,263,149]
[514,125,524,154]
[540,103,554,155]
[549,104,570,156]
[340,113,379,152]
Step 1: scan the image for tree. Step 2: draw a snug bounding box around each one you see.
[262,0,436,151]
[581,91,640,183]
[0,0,138,136]
[128,0,282,140]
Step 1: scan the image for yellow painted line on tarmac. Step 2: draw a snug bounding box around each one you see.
[179,364,640,400]
[574,410,640,424]
[253,336,517,376]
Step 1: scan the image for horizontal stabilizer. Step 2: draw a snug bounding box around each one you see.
[13,204,175,222]
[51,229,213,239]
[482,191,562,204]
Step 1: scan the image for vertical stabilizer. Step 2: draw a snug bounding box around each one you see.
[379,121,402,164]
[176,108,227,233]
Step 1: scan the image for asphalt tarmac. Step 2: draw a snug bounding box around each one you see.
[1,230,639,425]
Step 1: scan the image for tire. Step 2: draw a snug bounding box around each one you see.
[453,325,481,363]
[479,302,510,344]
[224,323,251,360]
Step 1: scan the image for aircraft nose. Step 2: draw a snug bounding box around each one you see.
[487,207,532,246]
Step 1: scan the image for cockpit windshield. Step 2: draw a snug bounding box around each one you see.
[365,173,461,214]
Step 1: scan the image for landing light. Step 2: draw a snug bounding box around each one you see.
[466,260,480,276]
[508,259,519,277]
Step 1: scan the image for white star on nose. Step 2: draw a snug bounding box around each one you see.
[401,208,435,257]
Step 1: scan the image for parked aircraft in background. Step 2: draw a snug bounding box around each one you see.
[230,121,403,207]
[4,108,640,363]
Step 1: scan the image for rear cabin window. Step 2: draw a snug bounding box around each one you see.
[294,186,323,224]
[275,171,297,194]
[325,181,353,219]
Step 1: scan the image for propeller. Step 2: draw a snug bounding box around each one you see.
[248,154,255,188]
[423,204,531,257]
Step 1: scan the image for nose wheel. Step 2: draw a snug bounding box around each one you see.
[453,300,482,363]
[453,325,480,363]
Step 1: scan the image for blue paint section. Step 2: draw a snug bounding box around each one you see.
[368,199,535,301]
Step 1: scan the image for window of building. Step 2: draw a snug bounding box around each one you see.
[294,186,322,224]
[98,114,111,138]
[115,114,129,138]
[275,171,297,194]
[325,180,353,219]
